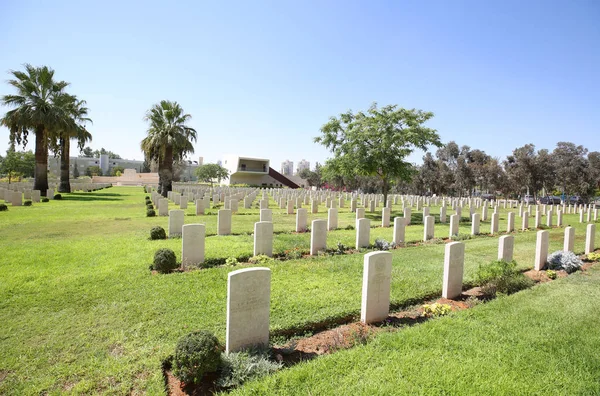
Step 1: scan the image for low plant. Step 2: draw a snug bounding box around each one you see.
[344,224,355,230]
[422,303,452,317]
[146,203,154,209]
[225,257,238,267]
[374,238,396,251]
[249,255,273,265]
[173,330,223,385]
[217,347,282,389]
[546,269,557,280]
[149,226,166,240]
[547,251,583,274]
[152,248,178,273]
[587,252,600,262]
[0,203,7,211]
[451,233,472,241]
[282,247,303,260]
[146,208,156,217]
[24,200,32,206]
[476,260,534,297]
[41,198,49,203]
[53,194,62,200]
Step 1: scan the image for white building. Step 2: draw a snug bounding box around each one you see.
[280,160,294,176]
[296,159,310,174]
[221,155,303,188]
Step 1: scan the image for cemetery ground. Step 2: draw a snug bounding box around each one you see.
[0,187,599,394]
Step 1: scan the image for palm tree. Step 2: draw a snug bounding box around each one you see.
[141,100,197,197]
[0,64,72,196]
[54,95,92,193]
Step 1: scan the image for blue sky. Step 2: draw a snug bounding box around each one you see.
[1,0,599,171]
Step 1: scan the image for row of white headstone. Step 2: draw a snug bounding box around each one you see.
[223,223,597,353]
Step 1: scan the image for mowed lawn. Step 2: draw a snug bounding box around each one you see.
[0,186,598,394]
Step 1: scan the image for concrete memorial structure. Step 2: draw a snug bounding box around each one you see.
[471,213,481,235]
[260,209,272,222]
[296,208,307,232]
[226,267,271,353]
[564,226,575,252]
[424,215,435,241]
[585,224,596,255]
[356,218,371,248]
[360,251,393,324]
[393,217,406,246]
[328,208,338,230]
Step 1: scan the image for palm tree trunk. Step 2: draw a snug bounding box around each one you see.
[58,137,71,193]
[160,145,174,197]
[34,125,49,196]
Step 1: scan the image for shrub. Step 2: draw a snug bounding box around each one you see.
[225,257,238,266]
[24,200,32,206]
[422,303,452,317]
[282,247,303,260]
[344,224,355,230]
[587,252,600,262]
[41,198,49,203]
[249,255,273,265]
[173,330,223,384]
[476,260,534,296]
[374,238,396,251]
[146,203,154,209]
[145,195,150,200]
[0,204,7,211]
[153,248,178,273]
[546,269,557,280]
[547,250,583,273]
[146,208,156,217]
[217,347,282,389]
[149,226,167,240]
[451,233,472,241]
[53,194,62,200]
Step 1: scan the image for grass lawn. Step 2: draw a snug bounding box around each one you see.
[231,265,600,395]
[0,186,598,394]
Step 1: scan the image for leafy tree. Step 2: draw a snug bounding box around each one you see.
[142,157,152,173]
[141,100,197,196]
[110,166,125,176]
[92,148,121,159]
[86,165,102,176]
[315,103,441,202]
[552,142,589,198]
[0,148,35,183]
[1,64,75,196]
[195,163,229,187]
[298,162,323,188]
[72,160,80,178]
[81,146,94,157]
[504,144,541,198]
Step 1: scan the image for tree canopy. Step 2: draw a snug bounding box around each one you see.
[315,103,441,202]
[195,163,229,187]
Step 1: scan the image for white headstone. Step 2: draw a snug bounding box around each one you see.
[360,251,392,324]
[226,267,271,353]
[260,209,272,222]
[328,208,338,230]
[182,224,205,267]
[498,235,514,262]
[195,199,205,215]
[424,215,435,241]
[254,221,273,257]
[564,226,575,252]
[356,218,371,248]
[393,217,406,246]
[168,210,185,237]
[471,213,481,235]
[585,224,596,255]
[442,241,465,299]
[310,219,327,255]
[382,207,391,227]
[218,209,232,235]
[449,214,459,237]
[296,208,307,232]
[534,230,549,271]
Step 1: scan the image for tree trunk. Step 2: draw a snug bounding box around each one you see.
[381,176,389,205]
[159,145,174,197]
[58,137,71,193]
[34,125,49,196]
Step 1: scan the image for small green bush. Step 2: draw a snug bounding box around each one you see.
[146,208,156,217]
[149,226,167,240]
[146,203,154,209]
[153,248,178,273]
[249,255,273,265]
[546,269,557,280]
[587,252,600,262]
[145,196,150,200]
[53,194,62,200]
[0,204,7,211]
[217,347,282,389]
[24,200,32,206]
[547,250,583,273]
[422,303,452,317]
[451,233,472,241]
[173,330,223,384]
[225,257,238,267]
[476,260,534,296]
[41,198,49,203]
[374,238,396,251]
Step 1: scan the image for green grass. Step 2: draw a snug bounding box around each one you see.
[0,186,598,394]
[231,265,600,395]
